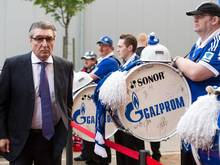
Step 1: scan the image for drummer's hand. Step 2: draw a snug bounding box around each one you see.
[171,56,180,68]
[0,139,10,153]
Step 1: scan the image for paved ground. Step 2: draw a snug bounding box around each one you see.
[70,152,180,165]
[160,153,180,165]
[0,152,180,165]
[0,134,181,165]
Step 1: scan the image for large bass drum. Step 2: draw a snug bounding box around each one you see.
[119,62,191,141]
[72,84,118,142]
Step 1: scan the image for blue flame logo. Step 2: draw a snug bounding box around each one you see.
[80,103,86,115]
[132,92,139,110]
[72,103,87,124]
[125,92,143,123]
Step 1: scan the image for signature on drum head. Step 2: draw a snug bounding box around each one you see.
[133,120,152,129]
[158,116,168,129]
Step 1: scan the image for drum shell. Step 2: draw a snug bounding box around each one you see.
[118,62,191,141]
[71,84,118,142]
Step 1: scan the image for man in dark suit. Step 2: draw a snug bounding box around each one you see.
[0,21,73,165]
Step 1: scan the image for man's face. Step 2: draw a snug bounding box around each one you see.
[117,39,132,60]
[97,44,112,57]
[193,14,214,34]
[83,59,96,69]
[30,28,55,61]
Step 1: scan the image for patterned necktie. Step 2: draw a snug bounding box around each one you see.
[39,62,55,140]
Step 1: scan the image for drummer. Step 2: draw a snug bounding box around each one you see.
[81,51,97,73]
[136,33,162,161]
[114,34,145,165]
[173,2,220,165]
[89,36,120,165]
[74,51,97,162]
[90,36,120,83]
[136,32,148,56]
[93,34,144,164]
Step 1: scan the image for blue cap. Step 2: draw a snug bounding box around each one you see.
[97,36,113,46]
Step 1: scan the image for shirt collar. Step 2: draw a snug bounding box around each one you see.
[31,52,53,64]
[123,53,136,67]
[196,27,220,48]
[97,51,114,64]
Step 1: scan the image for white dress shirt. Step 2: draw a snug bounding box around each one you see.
[97,51,114,64]
[31,52,60,129]
[122,53,136,67]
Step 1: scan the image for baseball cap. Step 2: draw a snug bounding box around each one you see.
[96,36,113,46]
[81,51,97,60]
[186,2,220,17]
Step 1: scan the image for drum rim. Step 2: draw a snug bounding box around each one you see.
[72,71,93,93]
[120,62,192,141]
[73,83,96,99]
[72,84,97,142]
[105,121,118,139]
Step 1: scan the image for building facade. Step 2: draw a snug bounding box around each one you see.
[0,0,215,70]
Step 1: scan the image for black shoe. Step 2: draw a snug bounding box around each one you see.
[152,153,161,161]
[74,155,87,161]
[85,160,97,165]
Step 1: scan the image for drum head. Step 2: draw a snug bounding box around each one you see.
[72,84,118,142]
[119,63,191,141]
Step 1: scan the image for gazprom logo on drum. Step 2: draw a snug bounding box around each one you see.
[125,92,185,122]
[72,103,113,124]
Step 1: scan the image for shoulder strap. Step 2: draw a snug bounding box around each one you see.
[110,55,121,66]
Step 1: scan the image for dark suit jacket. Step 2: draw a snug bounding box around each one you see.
[0,52,73,161]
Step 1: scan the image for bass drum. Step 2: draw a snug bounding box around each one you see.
[71,84,118,142]
[119,62,191,141]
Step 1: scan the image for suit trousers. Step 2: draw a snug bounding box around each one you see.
[10,130,62,165]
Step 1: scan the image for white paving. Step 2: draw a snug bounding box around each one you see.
[0,134,180,165]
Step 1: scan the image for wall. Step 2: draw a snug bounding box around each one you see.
[0,0,216,70]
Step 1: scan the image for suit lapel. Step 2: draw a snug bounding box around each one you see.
[23,53,35,96]
[53,56,62,100]
[53,56,69,129]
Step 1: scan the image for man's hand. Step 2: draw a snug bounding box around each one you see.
[171,56,180,68]
[0,139,10,153]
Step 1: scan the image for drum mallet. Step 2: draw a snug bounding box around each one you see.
[206,85,220,95]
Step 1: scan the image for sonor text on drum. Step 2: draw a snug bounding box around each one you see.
[130,72,165,89]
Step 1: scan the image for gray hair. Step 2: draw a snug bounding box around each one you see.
[29,21,56,38]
